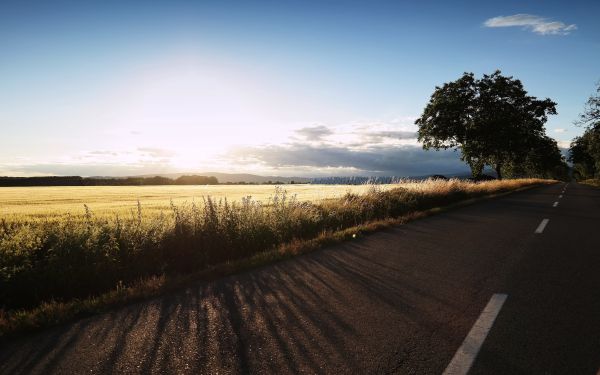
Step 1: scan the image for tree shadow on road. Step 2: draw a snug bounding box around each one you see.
[0,230,493,374]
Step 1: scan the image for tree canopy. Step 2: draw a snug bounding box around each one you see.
[416,70,564,179]
[569,82,600,180]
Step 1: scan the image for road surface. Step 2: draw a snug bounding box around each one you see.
[1,182,598,374]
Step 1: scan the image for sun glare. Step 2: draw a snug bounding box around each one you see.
[95,56,293,169]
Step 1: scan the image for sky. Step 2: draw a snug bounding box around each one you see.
[1,0,599,177]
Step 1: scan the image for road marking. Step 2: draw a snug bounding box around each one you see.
[553,201,559,207]
[535,219,549,234]
[443,294,508,375]
[559,194,563,199]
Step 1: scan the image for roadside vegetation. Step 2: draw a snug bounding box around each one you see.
[0,178,553,336]
[0,183,403,220]
[580,179,600,188]
[569,82,600,184]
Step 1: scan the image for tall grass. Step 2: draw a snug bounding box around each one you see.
[0,179,551,315]
[581,179,600,188]
[0,184,405,220]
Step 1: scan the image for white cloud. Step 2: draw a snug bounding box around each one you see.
[553,128,566,133]
[484,14,577,35]
[295,125,334,141]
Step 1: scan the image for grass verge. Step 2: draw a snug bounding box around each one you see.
[580,179,600,188]
[0,179,554,337]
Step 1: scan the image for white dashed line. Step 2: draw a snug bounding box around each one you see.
[553,201,559,207]
[443,294,508,375]
[535,219,549,234]
[559,195,563,199]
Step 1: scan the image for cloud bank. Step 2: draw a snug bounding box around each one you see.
[484,14,576,35]
[230,144,466,177]
[228,122,468,176]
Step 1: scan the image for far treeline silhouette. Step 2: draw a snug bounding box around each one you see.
[0,175,218,187]
[416,70,568,180]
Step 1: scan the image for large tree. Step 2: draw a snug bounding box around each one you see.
[570,82,600,179]
[416,70,557,179]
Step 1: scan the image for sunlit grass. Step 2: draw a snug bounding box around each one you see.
[580,179,600,188]
[0,178,554,335]
[0,179,546,221]
[0,184,401,220]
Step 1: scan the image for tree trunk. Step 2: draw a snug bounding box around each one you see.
[471,166,483,179]
[468,159,484,179]
[495,163,503,180]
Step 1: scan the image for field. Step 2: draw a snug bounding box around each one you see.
[0,178,555,335]
[0,184,400,220]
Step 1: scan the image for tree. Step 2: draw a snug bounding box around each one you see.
[175,175,219,185]
[569,126,600,179]
[577,82,600,128]
[416,70,557,179]
[506,135,568,180]
[570,82,600,180]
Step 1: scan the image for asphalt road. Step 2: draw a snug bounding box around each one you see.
[1,182,598,374]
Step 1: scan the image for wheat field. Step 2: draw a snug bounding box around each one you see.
[0,179,550,221]
[0,184,402,220]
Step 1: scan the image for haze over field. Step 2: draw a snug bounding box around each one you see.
[1,0,599,178]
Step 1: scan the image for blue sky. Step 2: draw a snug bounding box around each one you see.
[1,0,599,177]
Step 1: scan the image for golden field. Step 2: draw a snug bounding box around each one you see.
[0,179,550,221]
[0,184,399,220]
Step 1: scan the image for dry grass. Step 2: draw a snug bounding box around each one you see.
[0,179,544,220]
[580,179,600,188]
[0,178,554,336]
[397,177,544,194]
[0,184,401,220]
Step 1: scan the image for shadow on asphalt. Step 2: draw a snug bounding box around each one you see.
[0,236,472,374]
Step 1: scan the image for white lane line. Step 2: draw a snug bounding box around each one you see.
[553,201,559,207]
[559,194,563,199]
[535,218,549,234]
[443,294,508,375]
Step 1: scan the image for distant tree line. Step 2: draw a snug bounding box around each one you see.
[569,82,600,180]
[0,175,219,187]
[416,70,569,180]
